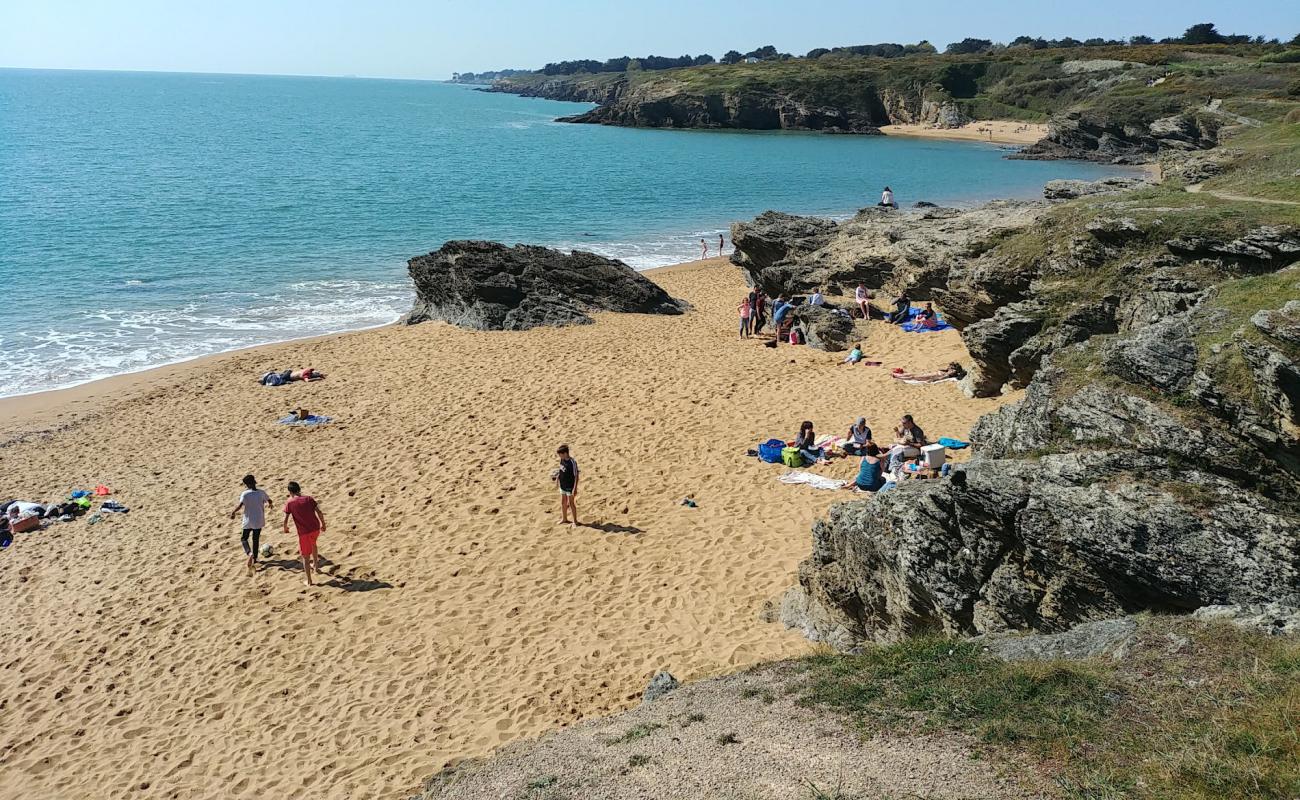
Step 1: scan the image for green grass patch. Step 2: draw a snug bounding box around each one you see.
[606,722,663,746]
[796,620,1300,799]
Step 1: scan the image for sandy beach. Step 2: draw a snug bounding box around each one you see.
[0,258,1015,800]
[880,120,1049,145]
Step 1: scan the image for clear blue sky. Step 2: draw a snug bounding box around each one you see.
[2,0,1296,80]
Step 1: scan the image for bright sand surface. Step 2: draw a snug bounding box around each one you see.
[881,121,1050,145]
[0,258,1016,800]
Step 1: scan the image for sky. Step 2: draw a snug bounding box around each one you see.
[2,0,1297,80]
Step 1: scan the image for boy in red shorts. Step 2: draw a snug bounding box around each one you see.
[282,481,326,586]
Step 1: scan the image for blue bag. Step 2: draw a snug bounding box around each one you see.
[757,439,786,463]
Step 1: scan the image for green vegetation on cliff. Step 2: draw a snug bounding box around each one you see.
[799,617,1300,799]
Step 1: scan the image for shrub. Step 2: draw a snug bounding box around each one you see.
[1260,49,1300,63]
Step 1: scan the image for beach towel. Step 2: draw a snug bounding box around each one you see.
[901,307,953,333]
[778,471,847,491]
[815,434,845,451]
[938,437,970,449]
[903,377,958,385]
[278,414,333,426]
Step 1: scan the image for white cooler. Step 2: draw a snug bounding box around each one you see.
[921,444,947,469]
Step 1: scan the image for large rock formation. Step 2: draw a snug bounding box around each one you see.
[729,202,1047,300]
[404,241,687,330]
[771,166,1300,649]
[1016,110,1222,164]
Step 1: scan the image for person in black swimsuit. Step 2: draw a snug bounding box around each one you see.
[553,444,580,525]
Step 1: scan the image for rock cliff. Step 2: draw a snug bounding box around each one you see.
[770,166,1300,648]
[404,241,687,330]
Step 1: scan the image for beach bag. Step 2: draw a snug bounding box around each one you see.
[11,514,40,534]
[781,447,805,468]
[758,439,786,463]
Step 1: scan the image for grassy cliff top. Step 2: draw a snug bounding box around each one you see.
[498,44,1300,126]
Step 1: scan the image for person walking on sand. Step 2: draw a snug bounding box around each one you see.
[229,474,272,575]
[282,481,326,586]
[552,444,580,525]
[700,238,708,259]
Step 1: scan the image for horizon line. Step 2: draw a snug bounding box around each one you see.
[0,65,463,83]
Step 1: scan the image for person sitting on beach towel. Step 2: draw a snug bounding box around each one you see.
[885,414,927,471]
[892,362,966,383]
[887,293,911,324]
[793,420,828,466]
[843,417,874,456]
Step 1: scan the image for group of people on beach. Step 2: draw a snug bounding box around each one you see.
[701,233,727,259]
[738,282,945,343]
[791,414,933,493]
[229,475,326,586]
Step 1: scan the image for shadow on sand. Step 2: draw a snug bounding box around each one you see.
[581,521,644,535]
[259,556,393,592]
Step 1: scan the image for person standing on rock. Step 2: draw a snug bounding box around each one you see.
[552,445,580,525]
[282,481,326,587]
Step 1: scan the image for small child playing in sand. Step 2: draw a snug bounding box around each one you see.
[551,445,580,525]
[841,343,864,365]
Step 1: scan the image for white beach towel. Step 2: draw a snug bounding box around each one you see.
[778,471,847,491]
[903,377,958,385]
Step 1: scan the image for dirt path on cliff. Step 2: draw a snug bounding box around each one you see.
[420,661,1054,800]
[1186,182,1300,206]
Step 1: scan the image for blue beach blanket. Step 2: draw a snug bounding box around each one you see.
[900,307,952,333]
[278,414,333,426]
[938,437,970,449]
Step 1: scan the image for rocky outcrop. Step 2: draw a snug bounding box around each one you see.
[1042,175,1148,201]
[788,305,855,352]
[554,78,887,133]
[404,241,687,330]
[1017,111,1221,164]
[730,202,1047,299]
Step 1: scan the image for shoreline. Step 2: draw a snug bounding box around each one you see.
[0,259,717,440]
[879,120,1049,145]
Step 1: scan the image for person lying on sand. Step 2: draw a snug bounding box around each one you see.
[840,344,864,365]
[892,362,966,383]
[260,368,325,386]
[282,481,326,586]
[552,444,580,525]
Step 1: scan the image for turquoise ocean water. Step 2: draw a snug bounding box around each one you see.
[0,69,1127,398]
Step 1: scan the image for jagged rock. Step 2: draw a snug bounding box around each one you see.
[1166,226,1300,264]
[976,617,1138,662]
[788,305,855,352]
[404,241,687,330]
[1042,175,1147,200]
[1252,299,1300,347]
[731,202,1045,298]
[642,670,679,703]
[958,301,1044,397]
[1102,313,1198,392]
[1085,217,1144,244]
[783,451,1300,645]
[1239,340,1300,430]
[1018,111,1217,164]
[1192,604,1300,637]
[1115,265,1204,331]
[1007,299,1118,389]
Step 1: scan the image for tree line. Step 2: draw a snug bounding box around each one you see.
[460,23,1300,80]
[946,23,1296,55]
